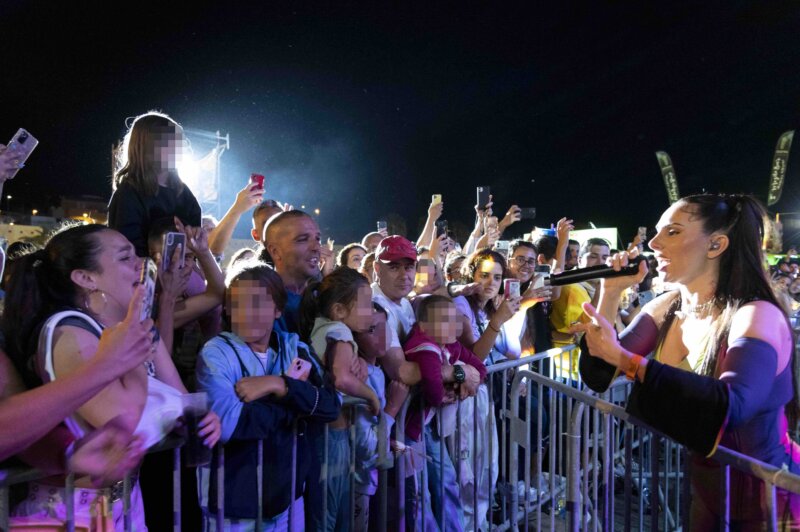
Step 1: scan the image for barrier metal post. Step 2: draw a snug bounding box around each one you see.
[65,472,74,532]
[173,447,181,532]
[256,439,263,530]
[720,463,730,532]
[566,403,584,532]
[289,420,297,530]
[216,444,224,528]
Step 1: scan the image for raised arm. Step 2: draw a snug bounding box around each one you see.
[416,199,443,249]
[172,221,225,328]
[208,181,264,256]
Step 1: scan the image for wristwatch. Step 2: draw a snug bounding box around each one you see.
[453,364,466,384]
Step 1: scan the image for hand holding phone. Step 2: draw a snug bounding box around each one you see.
[250,173,265,190]
[2,128,39,180]
[503,279,520,299]
[139,259,158,322]
[435,220,448,238]
[476,186,491,211]
[162,232,186,272]
[286,357,312,382]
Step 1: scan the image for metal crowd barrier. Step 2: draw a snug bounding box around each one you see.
[4,344,800,531]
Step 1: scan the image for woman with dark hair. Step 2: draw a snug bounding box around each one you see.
[108,111,202,256]
[336,242,367,270]
[4,223,221,527]
[451,248,521,530]
[577,193,800,529]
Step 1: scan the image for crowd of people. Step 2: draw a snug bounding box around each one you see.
[0,111,798,531]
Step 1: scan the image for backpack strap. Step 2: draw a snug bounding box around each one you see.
[218,332,251,378]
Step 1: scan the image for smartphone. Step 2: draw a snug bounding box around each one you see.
[377,220,388,232]
[533,264,551,289]
[494,240,510,253]
[5,128,39,180]
[638,289,655,307]
[637,226,647,249]
[432,194,442,205]
[503,279,520,299]
[435,219,448,238]
[286,357,312,381]
[161,232,186,272]
[476,186,491,210]
[250,173,265,190]
[139,258,158,322]
[519,207,537,220]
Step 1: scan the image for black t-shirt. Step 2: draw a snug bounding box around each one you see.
[107,180,201,256]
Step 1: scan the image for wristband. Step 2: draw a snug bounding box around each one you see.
[624,354,645,381]
[488,322,501,333]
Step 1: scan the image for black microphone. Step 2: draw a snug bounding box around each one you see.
[546,256,645,286]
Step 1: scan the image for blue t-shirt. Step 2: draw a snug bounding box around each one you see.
[276,291,303,335]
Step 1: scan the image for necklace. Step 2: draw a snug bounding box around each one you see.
[675,299,717,320]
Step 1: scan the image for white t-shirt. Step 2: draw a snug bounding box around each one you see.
[371,282,416,349]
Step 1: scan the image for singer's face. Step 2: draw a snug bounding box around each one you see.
[649,202,714,284]
[474,259,503,301]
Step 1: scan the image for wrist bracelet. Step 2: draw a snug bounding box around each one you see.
[625,354,645,381]
[488,322,501,333]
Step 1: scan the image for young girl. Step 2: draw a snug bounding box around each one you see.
[351,303,409,531]
[108,111,202,257]
[196,260,339,530]
[300,266,381,532]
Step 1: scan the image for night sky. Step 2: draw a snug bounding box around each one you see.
[3,2,800,245]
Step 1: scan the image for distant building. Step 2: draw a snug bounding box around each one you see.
[0,223,44,244]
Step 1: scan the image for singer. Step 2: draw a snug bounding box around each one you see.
[575,193,799,529]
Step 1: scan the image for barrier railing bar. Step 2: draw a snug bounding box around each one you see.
[215,444,224,528]
[256,439,263,530]
[721,463,730,532]
[173,446,181,532]
[472,392,478,532]
[288,420,297,531]
[65,471,74,532]
[650,433,660,531]
[123,469,131,532]
[581,401,589,531]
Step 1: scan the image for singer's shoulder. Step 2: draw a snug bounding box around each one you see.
[643,290,680,324]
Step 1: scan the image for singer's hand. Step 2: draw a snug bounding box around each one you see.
[600,250,649,294]
[571,302,631,369]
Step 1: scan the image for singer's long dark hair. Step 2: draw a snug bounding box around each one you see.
[671,194,799,421]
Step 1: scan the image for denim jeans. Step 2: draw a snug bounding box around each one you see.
[307,427,351,532]
[406,423,464,531]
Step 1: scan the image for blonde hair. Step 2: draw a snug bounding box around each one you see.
[113,111,186,196]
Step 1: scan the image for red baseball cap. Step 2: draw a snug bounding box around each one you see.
[376,235,417,263]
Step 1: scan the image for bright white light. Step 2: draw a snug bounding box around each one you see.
[178,156,201,194]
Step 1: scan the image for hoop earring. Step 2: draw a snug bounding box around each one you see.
[84,289,108,315]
